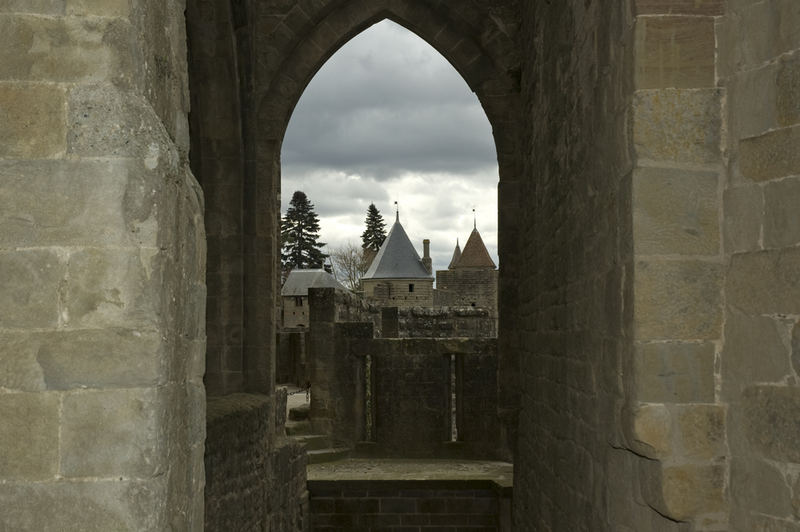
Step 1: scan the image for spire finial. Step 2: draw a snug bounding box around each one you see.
[473,207,476,230]
[395,201,399,222]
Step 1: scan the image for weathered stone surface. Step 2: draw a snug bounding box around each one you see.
[0,14,134,82]
[61,388,166,477]
[0,479,168,531]
[0,392,58,479]
[634,0,725,15]
[634,89,721,164]
[777,51,800,127]
[727,247,800,315]
[674,405,725,460]
[635,341,715,402]
[0,330,164,392]
[722,311,790,398]
[739,125,800,182]
[631,403,671,458]
[0,83,65,158]
[764,176,800,248]
[64,247,161,330]
[660,464,726,520]
[0,1,64,14]
[66,0,130,17]
[633,166,719,255]
[0,250,65,329]
[67,84,177,159]
[0,159,163,248]
[792,320,800,377]
[742,386,800,463]
[723,185,762,253]
[634,260,723,340]
[635,16,716,89]
[730,458,792,518]
[728,61,778,139]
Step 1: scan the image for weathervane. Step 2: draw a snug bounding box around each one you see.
[473,207,476,230]
[395,200,399,222]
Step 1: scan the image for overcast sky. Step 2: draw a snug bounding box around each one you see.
[281,20,499,273]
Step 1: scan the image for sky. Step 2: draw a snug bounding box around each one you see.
[281,20,499,273]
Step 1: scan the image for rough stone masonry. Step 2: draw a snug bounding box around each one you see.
[1,0,800,531]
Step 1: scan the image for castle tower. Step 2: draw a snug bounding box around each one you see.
[361,214,434,307]
[448,239,462,269]
[434,223,498,313]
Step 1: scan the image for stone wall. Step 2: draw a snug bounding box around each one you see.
[0,0,205,529]
[718,1,800,529]
[309,480,511,532]
[512,0,639,530]
[204,392,308,532]
[434,268,499,313]
[363,278,435,308]
[394,306,497,338]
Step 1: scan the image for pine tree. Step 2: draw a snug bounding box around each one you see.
[360,203,387,252]
[280,191,328,270]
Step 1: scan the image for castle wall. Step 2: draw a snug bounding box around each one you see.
[434,268,498,313]
[363,278,434,308]
[718,1,800,529]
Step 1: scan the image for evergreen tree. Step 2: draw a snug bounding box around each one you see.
[360,203,387,252]
[280,191,328,270]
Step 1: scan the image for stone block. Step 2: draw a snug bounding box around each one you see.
[0,330,165,392]
[793,320,800,377]
[635,16,716,89]
[631,403,671,458]
[728,61,778,139]
[739,125,800,182]
[764,176,800,248]
[0,1,64,14]
[634,89,721,164]
[722,312,790,399]
[67,84,177,160]
[674,404,725,459]
[0,14,135,83]
[635,341,715,402]
[634,259,723,340]
[742,385,800,463]
[0,159,164,248]
[61,387,166,477]
[634,0,725,15]
[727,247,800,315]
[0,250,65,329]
[0,83,65,158]
[660,464,726,520]
[723,185,762,253]
[0,392,58,479]
[777,51,800,127]
[66,0,130,17]
[0,479,167,531]
[730,458,792,518]
[633,166,719,255]
[64,247,162,330]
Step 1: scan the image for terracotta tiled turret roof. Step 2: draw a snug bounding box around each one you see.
[362,216,432,280]
[454,228,496,269]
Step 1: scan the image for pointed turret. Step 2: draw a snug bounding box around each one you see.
[454,227,496,269]
[448,239,462,269]
[362,215,432,280]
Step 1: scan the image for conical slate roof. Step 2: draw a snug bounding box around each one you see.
[448,240,462,269]
[454,228,496,269]
[362,217,432,280]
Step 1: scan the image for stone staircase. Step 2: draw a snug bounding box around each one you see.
[286,403,352,464]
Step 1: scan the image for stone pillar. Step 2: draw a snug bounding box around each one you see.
[0,1,205,530]
[627,3,728,528]
[381,307,400,338]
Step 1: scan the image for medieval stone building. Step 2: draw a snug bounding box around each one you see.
[280,269,347,328]
[435,225,499,314]
[360,214,434,308]
[2,1,799,531]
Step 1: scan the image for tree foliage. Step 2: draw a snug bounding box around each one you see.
[329,241,371,292]
[280,191,328,270]
[360,203,387,252]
